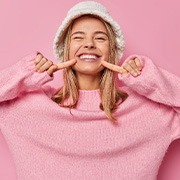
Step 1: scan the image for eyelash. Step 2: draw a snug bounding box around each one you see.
[73,37,106,41]
[73,37,83,39]
[95,37,105,40]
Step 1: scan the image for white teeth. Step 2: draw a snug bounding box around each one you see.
[79,54,98,59]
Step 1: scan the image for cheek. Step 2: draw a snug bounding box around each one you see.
[99,44,109,57]
[105,47,110,56]
[69,42,81,59]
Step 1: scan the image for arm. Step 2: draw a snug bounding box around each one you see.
[0,51,54,103]
[102,54,180,140]
[118,54,180,115]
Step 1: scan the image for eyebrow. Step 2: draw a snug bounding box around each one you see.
[71,31,108,37]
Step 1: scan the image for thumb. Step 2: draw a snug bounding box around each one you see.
[119,66,128,77]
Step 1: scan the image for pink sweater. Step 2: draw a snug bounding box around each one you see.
[0,51,180,180]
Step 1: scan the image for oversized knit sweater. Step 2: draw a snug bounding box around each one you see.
[0,51,180,180]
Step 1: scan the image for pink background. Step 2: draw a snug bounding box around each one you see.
[0,0,180,179]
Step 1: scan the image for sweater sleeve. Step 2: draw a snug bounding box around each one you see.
[118,54,180,116]
[118,55,180,140]
[0,51,54,103]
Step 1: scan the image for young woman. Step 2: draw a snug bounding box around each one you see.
[0,1,180,180]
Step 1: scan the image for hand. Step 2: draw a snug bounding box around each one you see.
[101,57,143,77]
[34,53,77,77]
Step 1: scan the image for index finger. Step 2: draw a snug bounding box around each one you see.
[101,60,124,74]
[56,59,77,69]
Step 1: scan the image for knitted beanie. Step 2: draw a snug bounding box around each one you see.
[53,1,125,63]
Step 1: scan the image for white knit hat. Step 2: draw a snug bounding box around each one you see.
[53,1,125,63]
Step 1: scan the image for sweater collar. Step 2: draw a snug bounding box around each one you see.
[75,89,101,111]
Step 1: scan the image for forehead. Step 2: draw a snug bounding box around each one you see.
[71,15,107,32]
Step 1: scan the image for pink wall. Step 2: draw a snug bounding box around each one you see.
[0,0,180,179]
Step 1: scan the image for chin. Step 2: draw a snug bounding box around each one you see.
[73,64,104,75]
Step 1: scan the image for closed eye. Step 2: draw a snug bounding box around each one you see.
[95,37,107,41]
[73,36,83,40]
[97,37,105,40]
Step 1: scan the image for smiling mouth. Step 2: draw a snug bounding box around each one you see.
[77,54,101,62]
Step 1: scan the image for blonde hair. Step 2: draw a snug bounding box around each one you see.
[51,15,129,123]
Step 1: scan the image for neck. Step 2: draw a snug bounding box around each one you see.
[76,73,101,90]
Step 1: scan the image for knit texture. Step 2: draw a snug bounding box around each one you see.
[0,51,180,180]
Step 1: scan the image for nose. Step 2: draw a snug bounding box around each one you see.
[83,38,96,49]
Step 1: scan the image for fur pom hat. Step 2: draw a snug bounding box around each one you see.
[53,1,125,63]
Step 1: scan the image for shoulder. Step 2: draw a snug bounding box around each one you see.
[41,85,57,98]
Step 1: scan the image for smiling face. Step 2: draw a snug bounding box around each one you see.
[69,15,110,76]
